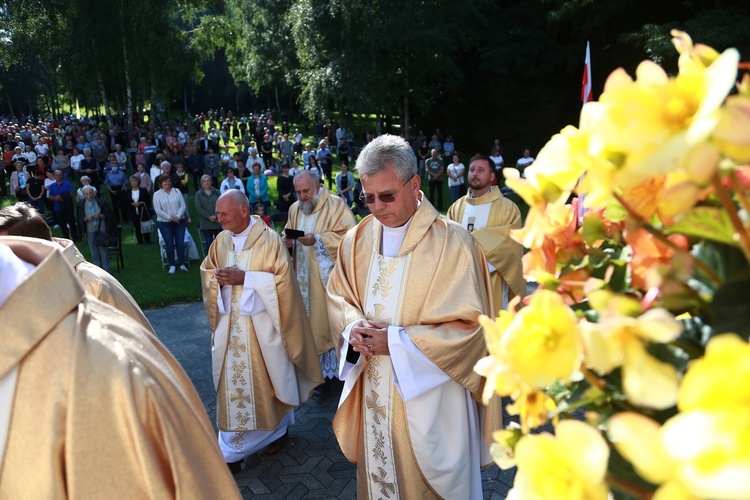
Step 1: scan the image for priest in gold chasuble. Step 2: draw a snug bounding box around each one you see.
[447,154,526,313]
[284,170,357,379]
[0,236,240,498]
[202,191,322,467]
[327,135,500,499]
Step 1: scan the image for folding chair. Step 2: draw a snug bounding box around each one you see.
[108,225,124,273]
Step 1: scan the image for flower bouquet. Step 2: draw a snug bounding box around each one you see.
[476,31,750,499]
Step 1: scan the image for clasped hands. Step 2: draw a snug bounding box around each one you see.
[349,320,390,357]
[214,266,245,286]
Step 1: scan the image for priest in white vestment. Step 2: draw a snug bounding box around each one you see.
[447,154,526,313]
[327,135,502,499]
[201,190,323,472]
[284,170,357,380]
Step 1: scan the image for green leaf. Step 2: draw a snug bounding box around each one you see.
[664,206,737,246]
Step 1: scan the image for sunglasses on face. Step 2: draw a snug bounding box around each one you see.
[360,176,413,205]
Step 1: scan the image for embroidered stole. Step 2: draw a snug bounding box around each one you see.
[361,253,411,499]
[214,246,257,433]
[460,202,492,233]
[294,211,317,316]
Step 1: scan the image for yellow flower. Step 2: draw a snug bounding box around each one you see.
[679,334,750,413]
[609,410,750,499]
[609,336,750,498]
[578,38,738,207]
[511,420,610,499]
[713,94,750,163]
[507,388,559,434]
[501,290,583,388]
[581,294,682,409]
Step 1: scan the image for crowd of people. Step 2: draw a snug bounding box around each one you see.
[1,117,531,496]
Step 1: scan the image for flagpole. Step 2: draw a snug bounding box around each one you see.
[578,41,592,225]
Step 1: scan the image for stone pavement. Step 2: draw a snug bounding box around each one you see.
[145,301,514,499]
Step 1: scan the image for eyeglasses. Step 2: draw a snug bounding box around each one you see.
[360,176,413,205]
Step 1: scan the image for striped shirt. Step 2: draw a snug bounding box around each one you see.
[153,188,186,222]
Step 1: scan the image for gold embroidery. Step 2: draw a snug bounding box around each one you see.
[230,388,251,408]
[230,431,245,450]
[371,467,396,498]
[372,425,387,465]
[366,390,386,425]
[228,336,247,357]
[366,357,382,387]
[371,256,398,299]
[235,411,251,431]
[368,304,392,326]
[231,360,247,386]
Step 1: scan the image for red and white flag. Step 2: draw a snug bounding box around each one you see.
[581,41,593,103]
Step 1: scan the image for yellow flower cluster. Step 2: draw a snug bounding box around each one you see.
[475,31,750,499]
[609,334,750,499]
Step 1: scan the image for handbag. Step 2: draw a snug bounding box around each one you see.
[94,223,108,247]
[140,204,154,233]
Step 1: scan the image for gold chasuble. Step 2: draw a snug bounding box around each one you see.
[447,188,526,313]
[286,186,357,355]
[327,195,503,499]
[55,237,156,335]
[201,218,322,434]
[0,236,240,499]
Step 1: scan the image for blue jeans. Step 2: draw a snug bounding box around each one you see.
[450,185,463,204]
[158,219,187,266]
[202,229,221,254]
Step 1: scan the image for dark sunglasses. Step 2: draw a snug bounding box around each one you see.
[359,176,413,205]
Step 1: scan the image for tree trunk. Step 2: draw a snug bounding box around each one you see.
[403,52,410,142]
[6,94,14,117]
[150,76,158,129]
[118,0,134,132]
[96,70,112,127]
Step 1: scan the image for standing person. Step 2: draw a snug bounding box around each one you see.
[127,175,153,245]
[284,170,357,380]
[204,147,220,188]
[200,190,323,473]
[425,148,445,210]
[25,169,46,214]
[134,163,152,193]
[302,143,314,168]
[446,153,466,203]
[326,134,497,499]
[69,147,84,181]
[337,137,351,165]
[0,236,241,499]
[442,134,455,164]
[335,161,355,207]
[77,185,114,272]
[280,134,293,166]
[220,166,245,194]
[489,147,504,186]
[51,148,70,180]
[10,161,29,202]
[447,154,526,313]
[79,148,101,190]
[260,134,274,167]
[48,169,78,241]
[174,163,190,222]
[188,144,204,191]
[195,174,222,252]
[316,139,333,189]
[417,139,429,179]
[246,162,270,212]
[153,175,188,274]
[306,155,323,183]
[275,163,296,213]
[515,148,535,176]
[103,159,128,223]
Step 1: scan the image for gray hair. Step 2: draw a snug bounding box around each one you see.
[356,134,416,181]
[80,175,91,183]
[82,185,97,195]
[294,169,320,186]
[83,148,91,154]
[200,174,212,183]
[160,160,171,170]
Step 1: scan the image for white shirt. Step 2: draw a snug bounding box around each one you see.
[447,163,465,187]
